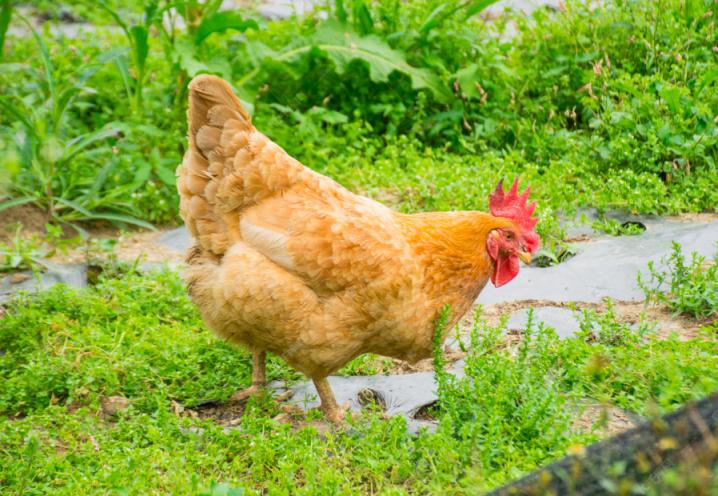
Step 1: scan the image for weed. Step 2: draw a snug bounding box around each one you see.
[433,308,590,489]
[0,224,77,273]
[0,19,153,233]
[592,218,646,236]
[576,300,655,346]
[638,242,718,318]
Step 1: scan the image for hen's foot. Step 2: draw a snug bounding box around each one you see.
[229,383,267,403]
[230,385,295,404]
[322,400,350,424]
[231,350,269,403]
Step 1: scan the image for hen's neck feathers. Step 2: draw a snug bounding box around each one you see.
[398,211,517,313]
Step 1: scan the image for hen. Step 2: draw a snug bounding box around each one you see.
[177,75,540,422]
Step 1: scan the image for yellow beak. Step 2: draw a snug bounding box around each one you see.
[518,251,532,265]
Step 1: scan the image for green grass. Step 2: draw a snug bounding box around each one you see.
[1,271,716,494]
[639,242,718,319]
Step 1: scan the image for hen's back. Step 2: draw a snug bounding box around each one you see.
[177,75,321,257]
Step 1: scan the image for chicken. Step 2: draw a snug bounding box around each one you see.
[176,75,540,422]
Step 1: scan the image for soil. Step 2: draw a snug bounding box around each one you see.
[0,204,48,241]
[459,299,713,342]
[667,212,718,223]
[572,402,642,436]
[183,396,336,434]
[47,229,186,266]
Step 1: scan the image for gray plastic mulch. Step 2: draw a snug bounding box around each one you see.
[479,218,718,304]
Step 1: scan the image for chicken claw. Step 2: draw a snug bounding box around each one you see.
[323,401,350,424]
[230,350,266,403]
[313,377,349,423]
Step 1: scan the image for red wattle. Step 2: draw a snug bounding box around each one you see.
[491,255,520,288]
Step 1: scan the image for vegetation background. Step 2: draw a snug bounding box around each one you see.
[0,0,716,494]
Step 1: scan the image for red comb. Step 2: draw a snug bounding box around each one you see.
[489,178,538,232]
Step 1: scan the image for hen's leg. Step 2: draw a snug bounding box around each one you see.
[230,350,266,402]
[313,377,348,423]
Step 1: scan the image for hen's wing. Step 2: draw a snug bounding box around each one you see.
[177,75,417,297]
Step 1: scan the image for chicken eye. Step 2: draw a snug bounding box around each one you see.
[505,232,514,240]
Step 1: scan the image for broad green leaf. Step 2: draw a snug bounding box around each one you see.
[464,0,500,18]
[175,38,231,78]
[83,212,156,230]
[130,25,149,75]
[659,85,681,114]
[420,3,451,35]
[239,21,451,103]
[334,0,347,23]
[352,0,374,35]
[454,64,481,99]
[697,68,718,94]
[155,163,177,186]
[314,21,449,100]
[308,107,349,125]
[195,11,258,45]
[421,0,498,35]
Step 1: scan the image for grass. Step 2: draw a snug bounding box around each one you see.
[0,269,716,494]
[639,242,718,319]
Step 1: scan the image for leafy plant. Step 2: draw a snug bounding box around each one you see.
[576,300,654,346]
[1,269,717,493]
[153,0,257,103]
[0,227,52,273]
[0,18,153,233]
[638,241,718,318]
[433,308,582,481]
[239,19,452,103]
[592,218,646,236]
[533,238,576,267]
[97,1,157,112]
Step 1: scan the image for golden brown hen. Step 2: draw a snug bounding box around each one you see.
[177,75,540,422]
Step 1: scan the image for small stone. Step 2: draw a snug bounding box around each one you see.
[272,412,292,424]
[9,273,31,284]
[275,390,295,402]
[101,396,130,417]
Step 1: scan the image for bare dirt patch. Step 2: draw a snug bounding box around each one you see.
[573,402,642,436]
[460,299,713,342]
[181,397,338,435]
[0,204,48,241]
[47,229,185,266]
[666,212,718,223]
[185,399,247,427]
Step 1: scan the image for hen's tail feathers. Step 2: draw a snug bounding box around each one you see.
[177,75,307,256]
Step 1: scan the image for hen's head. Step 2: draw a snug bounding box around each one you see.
[486,178,540,288]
